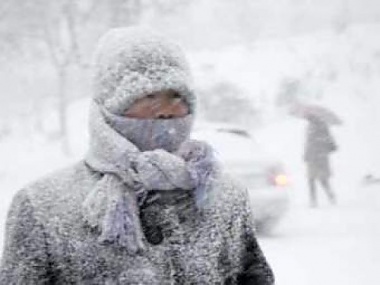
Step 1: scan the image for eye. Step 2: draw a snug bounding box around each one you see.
[146,94,156,99]
[171,92,182,99]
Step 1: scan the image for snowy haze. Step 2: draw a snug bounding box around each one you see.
[1,1,380,284]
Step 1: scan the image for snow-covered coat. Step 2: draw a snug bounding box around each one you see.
[0,27,274,284]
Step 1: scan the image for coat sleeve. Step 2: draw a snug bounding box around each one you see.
[0,189,52,284]
[236,191,275,285]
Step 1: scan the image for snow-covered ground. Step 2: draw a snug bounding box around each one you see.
[1,24,380,284]
[261,190,380,285]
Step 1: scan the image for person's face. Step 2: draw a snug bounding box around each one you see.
[124,89,190,119]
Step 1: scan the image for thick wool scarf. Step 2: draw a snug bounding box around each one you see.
[83,103,218,254]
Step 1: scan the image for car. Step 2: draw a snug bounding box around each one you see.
[192,122,290,233]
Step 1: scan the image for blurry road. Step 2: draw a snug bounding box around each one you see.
[258,184,380,285]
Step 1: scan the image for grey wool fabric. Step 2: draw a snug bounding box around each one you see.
[0,27,275,284]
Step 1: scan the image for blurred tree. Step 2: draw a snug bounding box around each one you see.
[334,0,351,34]
[276,78,301,108]
[144,0,189,15]
[108,0,142,26]
[276,74,327,110]
[197,82,258,127]
[0,0,142,154]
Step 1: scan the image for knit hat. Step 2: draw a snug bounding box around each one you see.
[92,27,196,114]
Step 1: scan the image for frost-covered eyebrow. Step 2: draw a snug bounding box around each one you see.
[144,90,184,99]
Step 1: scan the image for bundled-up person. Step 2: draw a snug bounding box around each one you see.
[0,27,275,284]
[304,115,338,207]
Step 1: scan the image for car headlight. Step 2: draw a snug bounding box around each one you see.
[273,174,289,187]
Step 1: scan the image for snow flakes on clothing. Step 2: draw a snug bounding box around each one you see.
[92,27,195,115]
[0,27,275,284]
[0,163,275,284]
[84,101,220,253]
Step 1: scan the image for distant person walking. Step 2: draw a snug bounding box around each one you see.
[304,115,338,207]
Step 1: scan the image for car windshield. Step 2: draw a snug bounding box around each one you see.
[192,127,272,165]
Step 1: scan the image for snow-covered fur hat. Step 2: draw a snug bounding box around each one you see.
[92,27,195,114]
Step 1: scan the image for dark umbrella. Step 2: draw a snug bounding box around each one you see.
[289,103,343,126]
